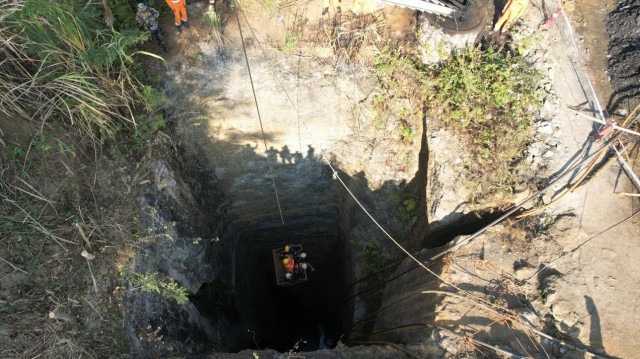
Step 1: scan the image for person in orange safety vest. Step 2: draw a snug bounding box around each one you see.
[283,255,295,274]
[493,0,529,34]
[164,0,189,32]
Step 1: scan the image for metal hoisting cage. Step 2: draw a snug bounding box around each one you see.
[273,244,308,286]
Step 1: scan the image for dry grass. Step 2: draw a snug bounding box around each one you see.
[321,13,386,65]
[0,0,148,137]
[0,119,150,356]
[0,2,164,355]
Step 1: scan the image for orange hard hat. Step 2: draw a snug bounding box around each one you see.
[285,245,291,252]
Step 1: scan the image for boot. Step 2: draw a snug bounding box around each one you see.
[337,6,341,13]
[322,6,328,15]
[182,20,190,28]
[177,24,183,32]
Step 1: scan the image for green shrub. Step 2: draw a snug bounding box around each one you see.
[431,46,544,203]
[131,272,189,304]
[433,46,542,132]
[400,124,414,142]
[373,45,543,205]
[389,193,418,226]
[282,32,302,53]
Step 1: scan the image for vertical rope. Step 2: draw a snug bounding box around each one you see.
[296,51,302,152]
[235,9,284,224]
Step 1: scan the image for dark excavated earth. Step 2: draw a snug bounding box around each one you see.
[606,0,640,110]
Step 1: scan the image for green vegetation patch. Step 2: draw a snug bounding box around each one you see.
[129,272,189,304]
[282,32,302,53]
[373,47,428,138]
[431,46,544,203]
[373,46,544,206]
[389,193,419,227]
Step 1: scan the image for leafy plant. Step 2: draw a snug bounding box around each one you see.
[131,272,189,304]
[430,46,544,204]
[108,0,136,28]
[282,32,302,53]
[400,124,414,142]
[359,240,384,276]
[389,193,418,226]
[141,86,167,111]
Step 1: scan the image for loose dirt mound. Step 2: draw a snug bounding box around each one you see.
[606,0,640,110]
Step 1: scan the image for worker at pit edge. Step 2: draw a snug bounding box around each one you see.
[494,0,529,34]
[322,0,341,15]
[164,0,190,32]
[208,0,234,13]
[136,3,168,52]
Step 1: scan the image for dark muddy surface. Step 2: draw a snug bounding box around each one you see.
[606,0,640,111]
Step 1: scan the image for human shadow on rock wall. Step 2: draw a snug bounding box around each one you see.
[584,295,618,359]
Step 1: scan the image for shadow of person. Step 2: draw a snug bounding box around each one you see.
[585,295,610,356]
[280,145,292,164]
[293,151,303,164]
[306,144,315,161]
[266,146,279,162]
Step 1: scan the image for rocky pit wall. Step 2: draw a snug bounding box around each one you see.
[125,151,234,355]
[124,0,640,357]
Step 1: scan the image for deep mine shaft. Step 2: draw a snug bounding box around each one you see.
[192,212,349,351]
